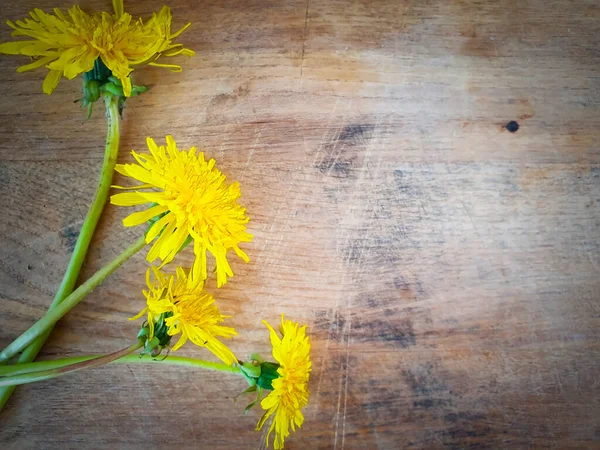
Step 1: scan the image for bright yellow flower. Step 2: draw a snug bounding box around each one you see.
[257,315,312,450]
[130,266,238,365]
[111,135,252,287]
[0,0,194,96]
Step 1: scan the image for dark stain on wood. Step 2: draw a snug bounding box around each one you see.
[209,82,251,109]
[313,308,347,343]
[338,123,376,144]
[315,159,353,178]
[59,222,80,253]
[403,362,450,399]
[315,124,375,178]
[393,275,426,300]
[352,316,416,348]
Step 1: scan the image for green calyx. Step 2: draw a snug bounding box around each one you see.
[235,355,280,413]
[238,355,280,391]
[256,362,280,390]
[137,312,173,358]
[77,58,148,119]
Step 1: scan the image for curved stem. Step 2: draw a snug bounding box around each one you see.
[0,353,243,386]
[0,235,146,364]
[0,341,144,387]
[0,93,122,409]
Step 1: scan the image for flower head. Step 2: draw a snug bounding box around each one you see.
[256,315,312,450]
[111,135,252,287]
[131,266,238,365]
[0,0,194,96]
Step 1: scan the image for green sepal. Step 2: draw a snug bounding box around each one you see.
[141,336,161,356]
[77,58,148,119]
[139,312,173,357]
[257,362,280,390]
[84,58,112,83]
[100,81,123,97]
[77,59,113,118]
[137,326,149,340]
[233,384,257,402]
[107,76,122,86]
[233,384,265,415]
[239,361,261,379]
[243,386,263,415]
[83,79,101,103]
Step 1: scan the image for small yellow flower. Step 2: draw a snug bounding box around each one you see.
[111,135,252,287]
[131,266,238,365]
[256,315,312,450]
[0,0,194,96]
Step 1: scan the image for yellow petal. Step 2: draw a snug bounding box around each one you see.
[122,204,168,227]
[110,183,154,190]
[233,245,250,263]
[171,332,187,352]
[147,220,176,261]
[256,405,276,430]
[148,62,183,72]
[121,75,132,97]
[160,224,189,262]
[112,0,124,17]
[262,319,282,350]
[47,45,87,79]
[0,40,36,55]
[160,45,185,57]
[115,163,157,186]
[205,337,237,365]
[110,192,148,206]
[42,69,62,95]
[129,307,148,321]
[145,212,172,243]
[170,22,192,39]
[16,55,56,73]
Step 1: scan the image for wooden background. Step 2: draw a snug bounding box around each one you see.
[0,0,599,448]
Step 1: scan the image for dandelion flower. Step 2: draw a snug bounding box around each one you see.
[111,135,252,287]
[0,0,194,96]
[256,315,312,449]
[131,266,238,365]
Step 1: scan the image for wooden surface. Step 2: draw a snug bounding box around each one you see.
[0,0,599,448]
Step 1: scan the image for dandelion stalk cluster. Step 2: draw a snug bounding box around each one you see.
[0,1,311,448]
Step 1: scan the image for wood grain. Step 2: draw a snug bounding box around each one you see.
[0,0,599,448]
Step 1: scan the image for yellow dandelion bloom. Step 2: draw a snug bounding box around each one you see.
[0,0,194,96]
[111,135,252,287]
[257,315,312,450]
[131,266,238,365]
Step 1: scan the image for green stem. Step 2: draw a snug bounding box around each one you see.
[0,235,146,365]
[0,352,243,386]
[0,93,123,410]
[0,341,145,387]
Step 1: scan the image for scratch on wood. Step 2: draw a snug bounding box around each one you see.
[325,101,354,178]
[460,199,480,238]
[311,97,341,168]
[241,127,263,181]
[340,317,352,450]
[333,315,351,450]
[300,0,310,79]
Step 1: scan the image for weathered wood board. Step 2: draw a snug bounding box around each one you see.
[0,0,598,448]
